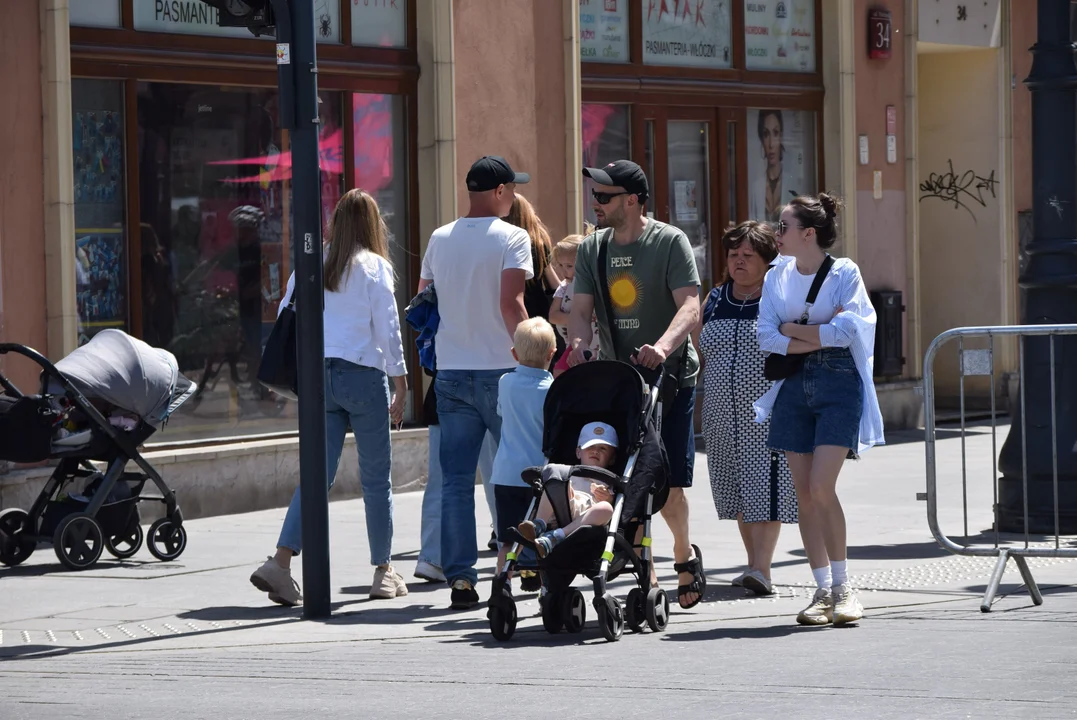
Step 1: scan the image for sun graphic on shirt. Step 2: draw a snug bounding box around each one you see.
[609,272,643,314]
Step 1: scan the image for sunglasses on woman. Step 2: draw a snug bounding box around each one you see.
[591,189,630,205]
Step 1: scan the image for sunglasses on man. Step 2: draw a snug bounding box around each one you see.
[591,189,631,205]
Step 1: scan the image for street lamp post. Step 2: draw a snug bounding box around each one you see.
[997,0,1077,533]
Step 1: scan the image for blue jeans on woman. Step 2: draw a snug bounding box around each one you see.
[419,428,497,569]
[277,358,394,566]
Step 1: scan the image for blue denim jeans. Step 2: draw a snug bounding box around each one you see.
[277,359,394,566]
[768,348,863,454]
[419,426,497,568]
[435,368,511,585]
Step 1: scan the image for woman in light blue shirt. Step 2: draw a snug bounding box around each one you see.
[755,193,884,628]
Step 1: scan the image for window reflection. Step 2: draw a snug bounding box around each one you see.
[581,103,631,230]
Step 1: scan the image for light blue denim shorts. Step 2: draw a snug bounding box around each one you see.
[768,348,862,454]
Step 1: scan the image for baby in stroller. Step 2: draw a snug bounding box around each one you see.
[516,422,619,557]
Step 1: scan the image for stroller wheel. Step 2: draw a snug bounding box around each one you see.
[541,591,564,634]
[597,595,624,642]
[147,518,187,562]
[488,597,518,642]
[53,513,104,570]
[645,587,670,632]
[105,517,144,560]
[625,588,646,633]
[561,588,587,634]
[0,508,36,567]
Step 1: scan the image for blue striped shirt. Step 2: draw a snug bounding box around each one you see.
[753,255,885,454]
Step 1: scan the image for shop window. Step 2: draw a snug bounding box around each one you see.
[580,0,629,63]
[743,0,816,73]
[71,0,121,27]
[746,108,817,223]
[642,0,732,69]
[73,79,128,346]
[351,0,408,48]
[135,83,343,441]
[133,1,342,43]
[581,104,631,229]
[666,121,711,287]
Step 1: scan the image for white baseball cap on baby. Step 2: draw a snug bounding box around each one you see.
[578,421,618,450]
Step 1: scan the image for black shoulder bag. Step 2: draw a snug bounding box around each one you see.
[597,230,688,408]
[257,286,299,400]
[762,255,835,382]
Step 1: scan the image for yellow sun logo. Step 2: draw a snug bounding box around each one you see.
[609,272,643,313]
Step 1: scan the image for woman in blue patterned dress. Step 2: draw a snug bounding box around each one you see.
[692,221,795,597]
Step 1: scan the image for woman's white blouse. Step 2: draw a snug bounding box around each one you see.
[753,255,885,454]
[279,250,407,377]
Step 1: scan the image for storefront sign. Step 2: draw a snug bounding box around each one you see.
[70,0,122,28]
[580,0,629,63]
[351,0,407,48]
[642,0,732,69]
[135,0,341,43]
[868,8,892,59]
[744,0,816,73]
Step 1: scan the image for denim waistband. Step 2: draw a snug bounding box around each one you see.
[804,347,853,364]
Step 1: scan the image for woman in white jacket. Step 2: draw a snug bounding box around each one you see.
[250,189,409,606]
[755,193,884,627]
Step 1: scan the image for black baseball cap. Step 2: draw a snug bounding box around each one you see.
[583,160,649,201]
[466,155,530,192]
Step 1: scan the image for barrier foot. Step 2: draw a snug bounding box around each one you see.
[1013,555,1044,606]
[981,550,1010,613]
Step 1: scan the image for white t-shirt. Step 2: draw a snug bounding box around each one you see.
[420,217,534,370]
[775,260,840,325]
[552,279,601,350]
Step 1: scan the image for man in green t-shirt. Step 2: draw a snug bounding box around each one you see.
[566,160,705,610]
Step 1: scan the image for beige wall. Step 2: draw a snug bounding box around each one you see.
[853,0,908,370]
[0,0,48,394]
[918,48,1004,396]
[452,0,571,240]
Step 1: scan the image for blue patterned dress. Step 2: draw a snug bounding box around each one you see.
[699,282,797,524]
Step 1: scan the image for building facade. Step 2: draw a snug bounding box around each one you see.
[0,0,1034,514]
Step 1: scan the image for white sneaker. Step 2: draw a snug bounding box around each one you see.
[414,560,446,583]
[796,587,833,626]
[370,565,409,599]
[250,557,302,606]
[831,583,864,625]
[742,569,775,596]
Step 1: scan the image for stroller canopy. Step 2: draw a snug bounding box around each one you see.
[49,330,195,426]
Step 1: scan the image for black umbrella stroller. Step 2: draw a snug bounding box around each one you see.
[0,330,196,570]
[487,359,672,642]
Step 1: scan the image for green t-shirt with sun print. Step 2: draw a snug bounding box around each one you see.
[573,220,701,387]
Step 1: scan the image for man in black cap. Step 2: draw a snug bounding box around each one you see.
[566,159,705,610]
[417,155,534,610]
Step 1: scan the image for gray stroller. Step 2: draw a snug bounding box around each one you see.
[0,330,196,570]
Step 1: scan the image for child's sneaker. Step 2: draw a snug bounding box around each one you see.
[450,579,480,610]
[534,529,565,558]
[519,570,541,592]
[516,517,548,543]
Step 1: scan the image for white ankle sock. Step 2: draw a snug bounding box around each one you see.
[811,566,832,591]
[831,560,848,587]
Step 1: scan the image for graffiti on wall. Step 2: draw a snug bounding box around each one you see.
[919,159,998,221]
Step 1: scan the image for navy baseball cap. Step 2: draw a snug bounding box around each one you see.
[583,160,649,201]
[466,155,530,192]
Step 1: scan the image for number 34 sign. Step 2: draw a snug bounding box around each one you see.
[869,8,892,60]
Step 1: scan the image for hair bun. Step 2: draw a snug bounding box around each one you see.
[818,193,841,219]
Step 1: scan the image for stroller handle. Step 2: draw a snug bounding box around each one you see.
[0,343,69,398]
[581,349,666,391]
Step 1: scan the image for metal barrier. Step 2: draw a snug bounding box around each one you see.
[923,324,1077,613]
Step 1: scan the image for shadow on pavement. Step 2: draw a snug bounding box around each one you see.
[785,540,951,561]
[661,624,804,641]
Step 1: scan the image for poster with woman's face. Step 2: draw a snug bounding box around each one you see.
[747,109,817,224]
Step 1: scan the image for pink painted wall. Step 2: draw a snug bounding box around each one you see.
[452,0,569,241]
[853,0,908,372]
[0,0,48,393]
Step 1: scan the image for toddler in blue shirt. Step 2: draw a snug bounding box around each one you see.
[490,317,557,575]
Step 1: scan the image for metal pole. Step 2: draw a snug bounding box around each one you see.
[278,0,330,619]
[998,0,1077,533]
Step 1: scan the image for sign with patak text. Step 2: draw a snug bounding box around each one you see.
[744,0,815,73]
[642,0,733,69]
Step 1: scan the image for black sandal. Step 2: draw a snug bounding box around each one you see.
[674,544,706,609]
